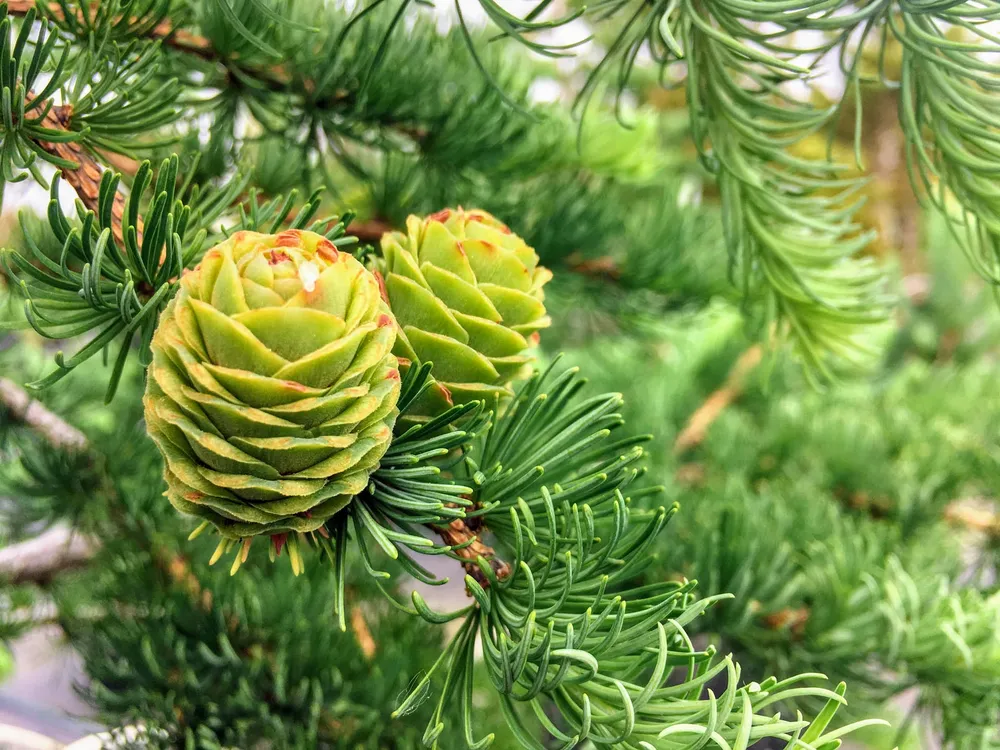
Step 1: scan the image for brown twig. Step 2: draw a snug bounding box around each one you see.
[0,523,95,584]
[12,13,135,233]
[347,218,394,245]
[833,486,893,519]
[32,102,135,247]
[436,517,511,589]
[673,345,763,455]
[945,501,1000,538]
[0,376,88,451]
[762,606,810,637]
[147,17,215,59]
[566,253,621,281]
[11,2,411,250]
[350,605,377,659]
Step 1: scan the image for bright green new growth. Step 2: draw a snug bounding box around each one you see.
[144,229,400,548]
[380,208,551,418]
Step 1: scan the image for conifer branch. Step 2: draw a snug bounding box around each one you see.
[4,0,997,744]
[682,3,890,377]
[893,7,1000,285]
[6,0,213,58]
[7,0,426,144]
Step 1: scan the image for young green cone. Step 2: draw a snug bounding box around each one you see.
[379,208,551,419]
[144,230,400,543]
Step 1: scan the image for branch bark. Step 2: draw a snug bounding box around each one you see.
[32,102,134,248]
[0,523,95,584]
[0,378,217,611]
[0,377,88,451]
[435,517,511,589]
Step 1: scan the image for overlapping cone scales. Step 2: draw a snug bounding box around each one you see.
[381,208,550,414]
[144,230,400,539]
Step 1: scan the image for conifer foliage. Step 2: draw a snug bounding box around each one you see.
[0,0,998,748]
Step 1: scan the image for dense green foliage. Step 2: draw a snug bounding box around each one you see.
[554,225,1000,749]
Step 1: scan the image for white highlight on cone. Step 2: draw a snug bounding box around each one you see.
[299,260,320,292]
